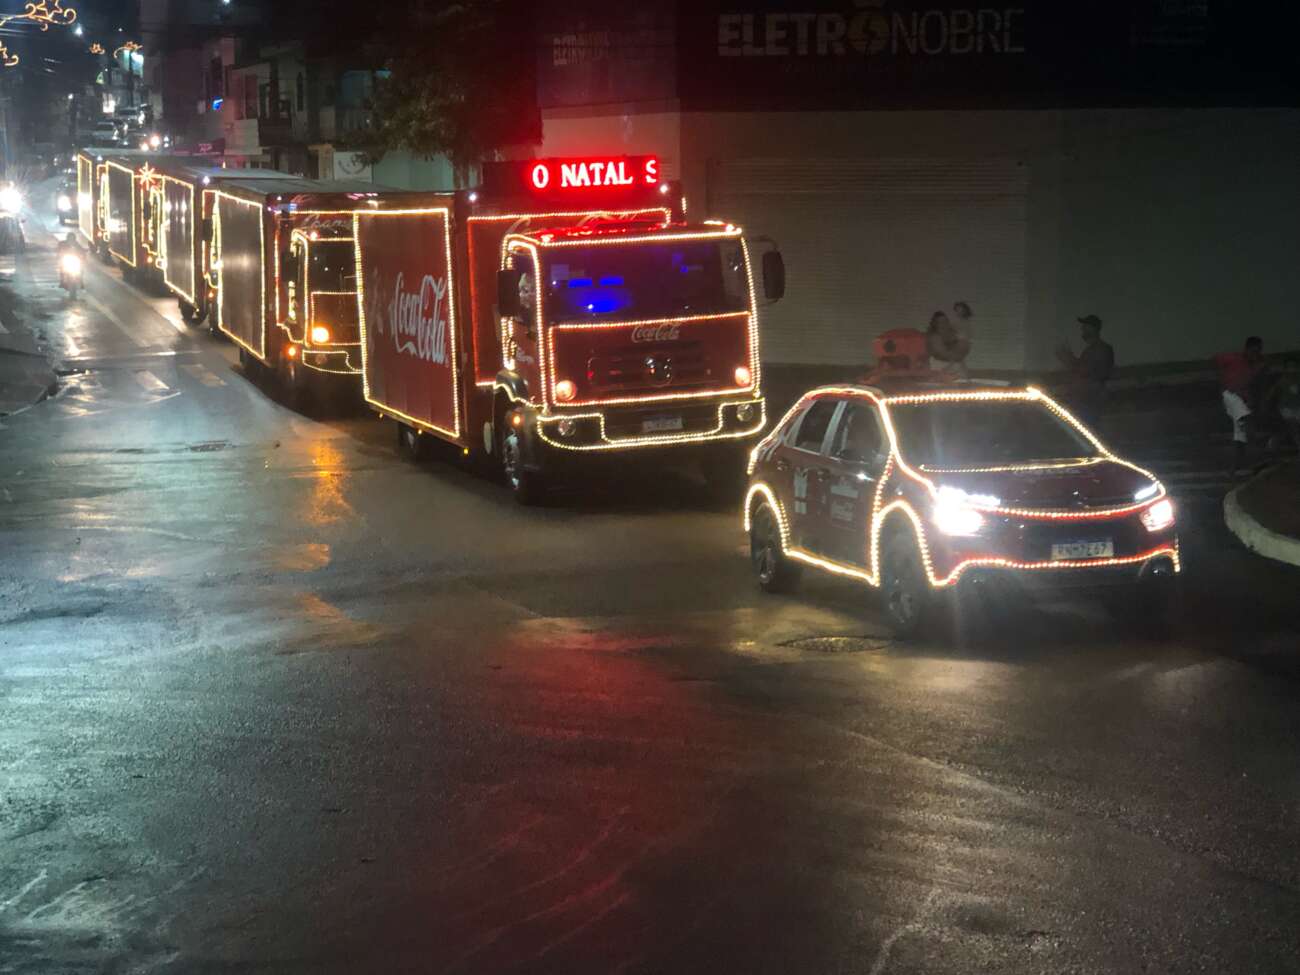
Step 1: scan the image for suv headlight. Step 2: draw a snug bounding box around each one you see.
[932,486,997,536]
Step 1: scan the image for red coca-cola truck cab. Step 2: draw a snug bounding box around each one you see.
[206,178,384,399]
[353,155,786,502]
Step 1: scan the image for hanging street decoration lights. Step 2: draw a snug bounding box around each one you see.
[0,1,78,66]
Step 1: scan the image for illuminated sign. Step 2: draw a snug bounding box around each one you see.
[481,156,662,200]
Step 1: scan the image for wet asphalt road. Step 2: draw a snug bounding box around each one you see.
[2,200,1299,974]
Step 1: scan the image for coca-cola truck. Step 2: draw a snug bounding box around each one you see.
[147,162,293,324]
[352,155,785,502]
[205,178,384,399]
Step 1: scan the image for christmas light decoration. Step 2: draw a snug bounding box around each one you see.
[206,188,266,361]
[0,1,77,63]
[157,174,198,305]
[353,207,462,440]
[544,311,756,408]
[112,39,141,59]
[744,383,1181,593]
[88,42,103,54]
[535,399,765,452]
[465,207,671,387]
[103,159,137,266]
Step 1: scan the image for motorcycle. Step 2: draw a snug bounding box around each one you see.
[59,250,83,299]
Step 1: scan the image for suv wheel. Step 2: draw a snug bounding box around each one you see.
[750,501,800,593]
[881,531,931,639]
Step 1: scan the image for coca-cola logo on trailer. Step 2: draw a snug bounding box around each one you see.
[630,323,681,343]
[381,271,449,364]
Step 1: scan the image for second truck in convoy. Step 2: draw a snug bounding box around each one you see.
[351,155,784,502]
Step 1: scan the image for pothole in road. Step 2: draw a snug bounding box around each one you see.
[779,635,894,654]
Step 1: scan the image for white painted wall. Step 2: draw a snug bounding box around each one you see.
[537,105,1300,369]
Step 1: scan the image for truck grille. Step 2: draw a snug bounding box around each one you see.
[587,339,717,395]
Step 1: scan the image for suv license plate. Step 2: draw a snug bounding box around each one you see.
[1051,540,1115,560]
[641,415,683,433]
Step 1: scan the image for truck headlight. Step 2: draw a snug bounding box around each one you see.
[556,418,577,437]
[310,324,331,344]
[734,365,752,386]
[554,379,576,402]
[1140,498,1175,532]
[736,402,756,423]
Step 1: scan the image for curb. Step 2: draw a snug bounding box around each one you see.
[1223,470,1300,568]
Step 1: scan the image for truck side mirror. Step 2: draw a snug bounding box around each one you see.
[762,250,785,301]
[497,267,523,318]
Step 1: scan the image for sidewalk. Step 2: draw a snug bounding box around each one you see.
[0,284,58,416]
[1224,462,1300,567]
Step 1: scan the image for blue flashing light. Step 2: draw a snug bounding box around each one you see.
[211,97,224,111]
[598,276,624,286]
[567,278,592,288]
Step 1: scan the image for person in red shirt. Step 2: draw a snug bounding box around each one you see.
[1215,336,1267,477]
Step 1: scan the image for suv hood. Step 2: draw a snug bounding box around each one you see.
[924,457,1157,510]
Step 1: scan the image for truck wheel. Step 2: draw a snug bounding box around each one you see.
[179,298,204,325]
[278,355,312,414]
[496,418,545,505]
[396,423,429,462]
[750,501,800,593]
[880,531,932,639]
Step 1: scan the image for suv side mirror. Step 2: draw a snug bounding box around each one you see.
[762,250,785,301]
[496,267,523,318]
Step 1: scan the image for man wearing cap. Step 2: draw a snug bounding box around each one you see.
[1056,314,1115,428]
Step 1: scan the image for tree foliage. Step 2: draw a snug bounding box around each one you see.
[358,0,540,181]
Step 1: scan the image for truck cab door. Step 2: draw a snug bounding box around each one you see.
[285,241,305,331]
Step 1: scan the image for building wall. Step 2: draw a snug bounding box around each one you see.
[537,104,1300,370]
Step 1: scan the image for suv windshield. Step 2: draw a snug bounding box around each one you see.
[542,238,748,320]
[887,397,1098,468]
[308,240,356,292]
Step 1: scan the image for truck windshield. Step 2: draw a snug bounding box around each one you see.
[309,240,356,292]
[887,398,1099,469]
[542,238,749,320]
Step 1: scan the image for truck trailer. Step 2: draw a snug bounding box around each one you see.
[206,178,387,397]
[351,155,785,502]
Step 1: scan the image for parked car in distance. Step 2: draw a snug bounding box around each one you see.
[744,376,1180,637]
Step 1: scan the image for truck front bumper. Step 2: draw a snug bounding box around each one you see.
[531,397,765,453]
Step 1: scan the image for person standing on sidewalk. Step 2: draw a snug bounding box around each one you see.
[1215,336,1267,478]
[1056,314,1114,429]
[926,310,971,377]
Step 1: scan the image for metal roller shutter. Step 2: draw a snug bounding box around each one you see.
[709,158,1028,369]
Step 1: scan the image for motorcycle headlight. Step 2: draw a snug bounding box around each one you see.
[60,253,82,274]
[57,194,73,210]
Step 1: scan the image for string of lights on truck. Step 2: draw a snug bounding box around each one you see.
[503,225,760,417]
[352,207,463,440]
[743,385,1180,591]
[156,174,198,305]
[205,188,267,361]
[103,159,138,267]
[466,207,672,387]
[544,311,755,409]
[535,399,766,452]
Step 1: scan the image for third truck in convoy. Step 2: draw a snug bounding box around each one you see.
[352,154,785,502]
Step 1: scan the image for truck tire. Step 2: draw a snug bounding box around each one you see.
[496,417,545,505]
[880,530,932,640]
[179,298,204,325]
[396,423,429,462]
[749,500,801,593]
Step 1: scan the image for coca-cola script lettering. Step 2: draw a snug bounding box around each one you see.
[630,323,681,343]
[385,272,448,364]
